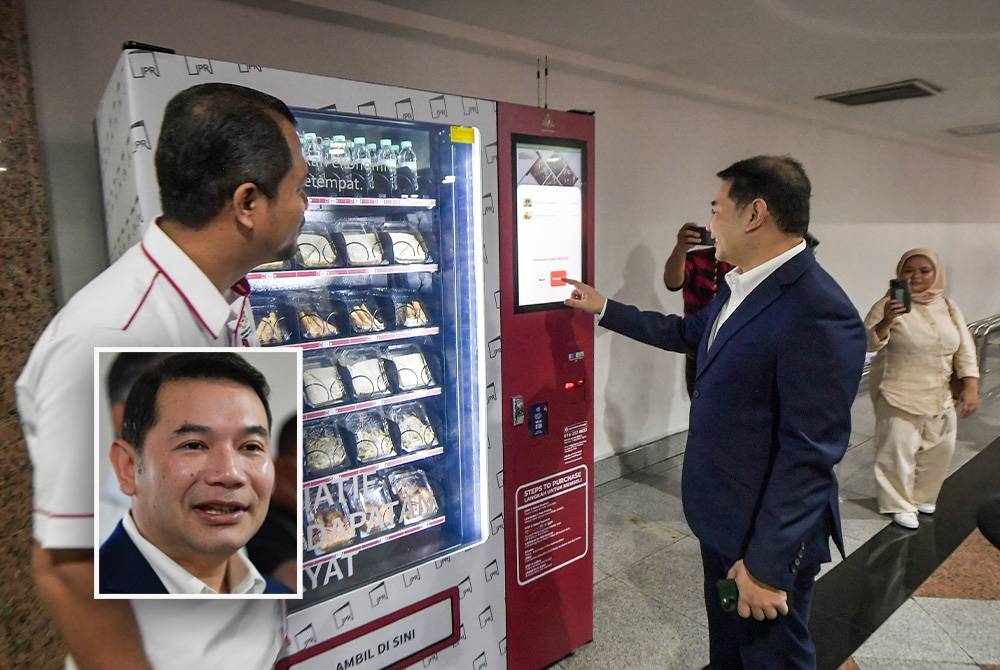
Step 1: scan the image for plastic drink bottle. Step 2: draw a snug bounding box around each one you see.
[374,138,399,198]
[396,140,418,197]
[351,136,374,196]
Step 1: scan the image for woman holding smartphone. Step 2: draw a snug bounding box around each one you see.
[864,248,980,529]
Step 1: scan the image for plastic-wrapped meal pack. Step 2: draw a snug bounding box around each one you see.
[303,420,349,477]
[303,355,348,408]
[336,220,385,266]
[296,229,338,268]
[387,469,439,524]
[341,348,391,400]
[293,291,340,340]
[343,410,395,463]
[383,222,430,264]
[384,344,435,392]
[250,297,292,346]
[345,476,397,536]
[392,294,431,329]
[387,402,438,453]
[307,497,355,553]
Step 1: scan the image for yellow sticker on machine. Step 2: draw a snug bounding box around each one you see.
[450,126,475,144]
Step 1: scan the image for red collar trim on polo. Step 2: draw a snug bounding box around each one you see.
[139,221,237,340]
[232,277,251,296]
[140,242,218,339]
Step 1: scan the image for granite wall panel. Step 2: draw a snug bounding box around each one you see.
[0,0,61,666]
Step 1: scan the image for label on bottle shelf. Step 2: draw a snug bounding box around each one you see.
[449,126,475,144]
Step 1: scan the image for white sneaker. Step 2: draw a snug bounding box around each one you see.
[917,504,937,515]
[893,512,919,529]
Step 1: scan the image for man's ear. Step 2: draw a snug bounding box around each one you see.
[232,182,263,232]
[745,198,768,233]
[110,438,141,496]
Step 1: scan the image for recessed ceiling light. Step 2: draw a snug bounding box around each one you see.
[945,122,1000,137]
[817,79,942,106]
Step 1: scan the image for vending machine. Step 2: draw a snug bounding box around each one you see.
[253,109,491,669]
[96,46,594,670]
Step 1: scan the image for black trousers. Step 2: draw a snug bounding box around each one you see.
[700,540,824,670]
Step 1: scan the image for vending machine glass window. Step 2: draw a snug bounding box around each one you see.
[248,109,486,607]
[511,136,587,313]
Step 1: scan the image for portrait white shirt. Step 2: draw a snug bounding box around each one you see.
[121,512,267,595]
[707,240,806,350]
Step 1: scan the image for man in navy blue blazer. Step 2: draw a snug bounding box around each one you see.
[101,353,293,596]
[566,156,865,669]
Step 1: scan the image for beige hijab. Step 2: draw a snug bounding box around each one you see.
[896,247,945,304]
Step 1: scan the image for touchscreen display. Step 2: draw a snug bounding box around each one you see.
[514,139,585,312]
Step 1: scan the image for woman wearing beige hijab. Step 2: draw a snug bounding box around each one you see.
[864,248,979,529]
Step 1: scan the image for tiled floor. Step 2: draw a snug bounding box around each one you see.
[553,377,1000,669]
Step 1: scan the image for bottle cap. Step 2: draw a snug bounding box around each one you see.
[380,139,392,147]
[333,135,346,142]
[353,137,366,145]
[400,140,413,148]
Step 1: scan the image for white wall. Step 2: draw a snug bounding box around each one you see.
[27,0,1000,462]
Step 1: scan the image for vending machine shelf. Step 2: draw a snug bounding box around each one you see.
[247,263,438,281]
[307,196,436,209]
[303,515,447,570]
[302,386,443,422]
[303,446,446,489]
[292,326,439,351]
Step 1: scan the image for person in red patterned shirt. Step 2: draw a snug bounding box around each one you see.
[663,222,734,395]
[664,224,819,395]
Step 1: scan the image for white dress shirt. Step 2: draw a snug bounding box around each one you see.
[121,512,267,595]
[707,240,806,349]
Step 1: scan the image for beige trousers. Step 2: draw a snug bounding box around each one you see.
[873,396,957,514]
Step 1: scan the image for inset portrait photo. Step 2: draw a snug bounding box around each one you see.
[93,348,302,599]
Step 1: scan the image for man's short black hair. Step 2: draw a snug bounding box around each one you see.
[106,353,169,404]
[121,353,272,452]
[716,155,811,236]
[155,83,296,228]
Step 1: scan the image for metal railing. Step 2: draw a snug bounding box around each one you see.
[972,315,1000,375]
[857,311,1000,396]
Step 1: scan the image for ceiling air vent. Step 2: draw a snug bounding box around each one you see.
[817,79,942,106]
[945,122,1000,137]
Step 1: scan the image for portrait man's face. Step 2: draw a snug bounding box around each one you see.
[124,379,274,567]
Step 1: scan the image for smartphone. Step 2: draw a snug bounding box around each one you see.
[889,278,912,313]
[717,578,739,611]
[693,226,713,246]
[716,578,794,612]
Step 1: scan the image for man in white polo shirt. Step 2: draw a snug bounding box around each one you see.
[100,353,292,596]
[17,83,307,669]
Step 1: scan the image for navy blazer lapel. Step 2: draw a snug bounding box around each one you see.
[99,520,169,594]
[695,283,730,378]
[697,249,814,377]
